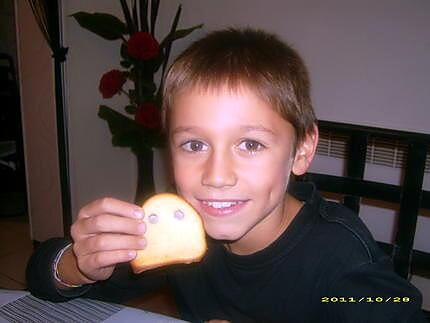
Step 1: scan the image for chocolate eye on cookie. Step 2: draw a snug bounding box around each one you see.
[131,193,207,274]
[174,209,185,220]
[148,213,159,224]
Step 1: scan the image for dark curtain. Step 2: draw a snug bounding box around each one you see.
[27,0,72,236]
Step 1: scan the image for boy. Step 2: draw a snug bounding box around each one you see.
[27,28,425,322]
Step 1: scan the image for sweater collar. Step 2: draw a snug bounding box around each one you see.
[219,181,321,268]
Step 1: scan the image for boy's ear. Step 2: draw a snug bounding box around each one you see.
[292,124,319,176]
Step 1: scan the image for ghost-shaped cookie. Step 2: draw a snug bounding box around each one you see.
[131,193,207,273]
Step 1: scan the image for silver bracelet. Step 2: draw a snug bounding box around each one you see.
[53,243,83,288]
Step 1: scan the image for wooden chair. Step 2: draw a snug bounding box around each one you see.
[299,120,430,280]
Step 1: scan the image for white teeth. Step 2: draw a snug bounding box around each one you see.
[204,201,239,208]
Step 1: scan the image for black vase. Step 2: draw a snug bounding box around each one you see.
[134,148,155,205]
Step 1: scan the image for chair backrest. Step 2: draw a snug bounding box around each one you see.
[299,120,430,279]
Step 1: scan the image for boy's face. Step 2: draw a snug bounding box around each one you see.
[169,85,308,250]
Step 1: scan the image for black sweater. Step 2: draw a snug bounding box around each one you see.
[26,183,426,322]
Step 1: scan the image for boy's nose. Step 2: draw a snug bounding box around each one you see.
[201,151,237,188]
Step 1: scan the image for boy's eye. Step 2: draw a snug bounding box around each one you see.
[181,140,208,152]
[238,140,265,153]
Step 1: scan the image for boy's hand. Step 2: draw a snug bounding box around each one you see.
[68,197,146,283]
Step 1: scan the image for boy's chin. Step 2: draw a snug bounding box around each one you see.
[205,227,243,243]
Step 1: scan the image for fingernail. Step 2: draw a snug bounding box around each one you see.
[133,208,144,219]
[138,239,146,247]
[128,250,137,259]
[137,222,146,233]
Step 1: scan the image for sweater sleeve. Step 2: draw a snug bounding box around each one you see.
[26,237,92,302]
[26,238,171,304]
[325,260,427,322]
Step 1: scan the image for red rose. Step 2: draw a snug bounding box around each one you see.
[127,32,160,60]
[135,103,161,129]
[99,69,126,98]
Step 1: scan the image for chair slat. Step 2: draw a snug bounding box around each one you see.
[393,141,427,278]
[301,120,430,279]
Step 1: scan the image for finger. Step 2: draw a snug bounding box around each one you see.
[79,197,144,220]
[77,213,146,236]
[80,249,138,271]
[74,233,146,256]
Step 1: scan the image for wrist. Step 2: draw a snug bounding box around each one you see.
[54,243,96,288]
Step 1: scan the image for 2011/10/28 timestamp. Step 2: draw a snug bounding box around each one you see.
[321,296,411,303]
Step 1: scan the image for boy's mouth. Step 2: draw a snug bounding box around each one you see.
[197,199,249,216]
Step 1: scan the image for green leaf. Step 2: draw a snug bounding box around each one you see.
[129,89,137,103]
[98,105,140,147]
[150,52,165,73]
[125,105,137,114]
[160,24,204,49]
[120,43,129,60]
[156,9,203,100]
[120,60,132,68]
[150,0,160,35]
[132,0,139,31]
[156,5,181,99]
[140,0,149,32]
[120,0,136,34]
[140,81,157,99]
[98,105,165,150]
[71,12,127,40]
[169,5,182,38]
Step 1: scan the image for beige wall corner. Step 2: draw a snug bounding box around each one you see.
[15,1,63,241]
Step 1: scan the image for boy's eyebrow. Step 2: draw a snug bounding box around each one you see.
[171,126,197,136]
[171,125,277,136]
[239,125,276,136]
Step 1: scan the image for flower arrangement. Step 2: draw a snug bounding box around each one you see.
[72,0,202,152]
